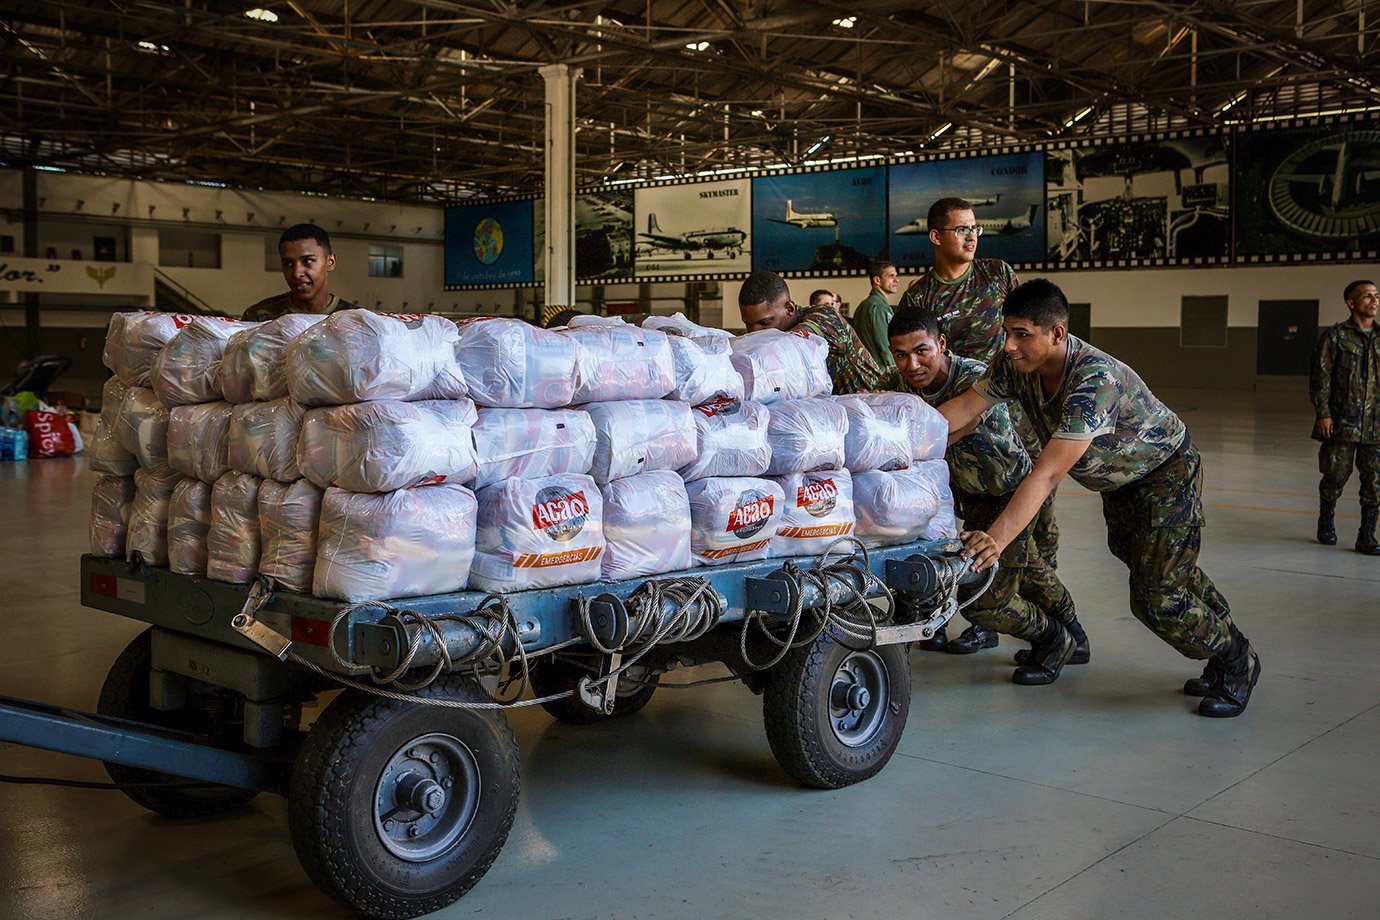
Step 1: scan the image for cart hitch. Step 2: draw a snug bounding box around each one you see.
[230,578,293,661]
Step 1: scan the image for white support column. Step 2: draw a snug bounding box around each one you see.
[540,63,580,312]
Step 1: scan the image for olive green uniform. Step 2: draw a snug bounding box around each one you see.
[852,289,895,369]
[1309,319,1380,507]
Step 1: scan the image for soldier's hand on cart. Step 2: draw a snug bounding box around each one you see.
[959,530,1001,572]
[1314,417,1334,439]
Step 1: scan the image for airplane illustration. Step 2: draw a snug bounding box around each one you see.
[894,204,1039,236]
[640,213,747,259]
[967,194,1001,207]
[767,199,838,229]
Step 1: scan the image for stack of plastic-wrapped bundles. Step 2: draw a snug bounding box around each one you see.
[88,311,149,560]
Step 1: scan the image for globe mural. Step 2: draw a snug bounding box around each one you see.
[473,217,504,264]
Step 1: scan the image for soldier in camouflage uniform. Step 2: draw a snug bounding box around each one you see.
[737,271,883,395]
[243,224,355,321]
[885,308,1088,684]
[939,279,1260,718]
[1309,279,1380,554]
[896,197,1061,654]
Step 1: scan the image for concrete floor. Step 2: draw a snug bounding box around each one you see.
[1,387,1376,920]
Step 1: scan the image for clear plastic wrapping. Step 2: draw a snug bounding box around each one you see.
[852,460,956,547]
[315,484,478,602]
[258,479,323,594]
[664,335,744,405]
[90,474,136,558]
[678,397,772,481]
[151,318,260,407]
[167,479,213,576]
[584,399,697,484]
[834,395,914,473]
[685,476,785,566]
[298,399,479,492]
[729,329,832,404]
[90,377,139,476]
[455,318,579,409]
[102,311,149,376]
[126,467,181,565]
[227,397,305,483]
[471,474,605,592]
[764,398,848,476]
[218,313,327,404]
[471,408,596,489]
[206,471,262,584]
[599,471,692,580]
[286,310,467,406]
[118,313,191,386]
[562,324,675,403]
[116,386,171,475]
[769,469,856,557]
[848,392,949,462]
[642,312,733,341]
[167,401,233,483]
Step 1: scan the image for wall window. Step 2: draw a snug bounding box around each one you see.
[158,228,221,268]
[369,244,403,278]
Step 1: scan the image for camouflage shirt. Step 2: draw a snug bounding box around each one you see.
[887,354,1030,496]
[241,292,354,322]
[1310,319,1380,443]
[974,335,1187,492]
[898,259,1018,364]
[793,303,884,395]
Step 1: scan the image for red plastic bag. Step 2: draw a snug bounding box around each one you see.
[26,409,76,458]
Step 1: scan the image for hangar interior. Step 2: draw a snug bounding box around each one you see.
[1,2,1377,918]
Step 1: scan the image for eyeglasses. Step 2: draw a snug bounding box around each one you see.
[937,225,983,239]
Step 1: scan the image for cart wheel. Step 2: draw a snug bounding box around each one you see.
[762,630,910,789]
[96,629,260,818]
[287,676,519,920]
[528,658,658,724]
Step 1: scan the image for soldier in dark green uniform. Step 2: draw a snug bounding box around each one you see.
[886,308,1088,684]
[853,260,900,369]
[939,279,1260,718]
[1310,279,1380,554]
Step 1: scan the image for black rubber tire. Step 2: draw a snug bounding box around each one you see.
[287,677,519,920]
[528,658,658,724]
[96,629,260,818]
[762,631,910,789]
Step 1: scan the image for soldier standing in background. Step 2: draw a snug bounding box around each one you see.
[853,260,900,369]
[1310,279,1380,554]
[243,224,356,322]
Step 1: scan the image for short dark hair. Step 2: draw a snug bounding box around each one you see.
[888,307,941,341]
[739,270,789,307]
[1002,278,1069,329]
[927,198,972,233]
[868,260,896,281]
[808,288,833,305]
[280,223,332,253]
[1345,279,1376,302]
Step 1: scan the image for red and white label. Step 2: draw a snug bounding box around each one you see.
[778,522,853,540]
[513,546,603,568]
[701,539,770,559]
[532,491,589,529]
[726,495,774,533]
[796,478,837,507]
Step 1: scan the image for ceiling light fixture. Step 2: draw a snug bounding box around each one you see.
[685,41,710,52]
[804,134,832,156]
[833,17,857,29]
[136,40,170,54]
[244,8,278,22]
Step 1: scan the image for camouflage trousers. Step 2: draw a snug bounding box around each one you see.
[956,491,1075,643]
[1319,439,1380,507]
[1101,440,1233,660]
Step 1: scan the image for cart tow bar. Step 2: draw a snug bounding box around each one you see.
[872,556,994,646]
[230,578,293,661]
[576,593,630,716]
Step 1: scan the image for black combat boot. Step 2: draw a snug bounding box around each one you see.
[1015,615,1090,666]
[1182,658,1221,697]
[1317,499,1337,545]
[1198,625,1262,718]
[1012,621,1075,685]
[1356,505,1380,555]
[945,623,998,654]
[916,625,948,652]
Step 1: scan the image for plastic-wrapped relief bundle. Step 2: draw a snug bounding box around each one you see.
[126,468,181,565]
[167,401,232,483]
[563,324,675,403]
[118,313,191,386]
[764,398,848,476]
[259,480,323,594]
[642,312,733,341]
[834,395,913,473]
[584,400,697,484]
[455,318,578,409]
[471,408,595,489]
[665,334,744,405]
[852,460,956,547]
[471,475,604,592]
[298,400,479,492]
[206,472,261,584]
[769,470,856,557]
[90,474,136,558]
[315,484,478,602]
[167,479,213,576]
[151,318,259,407]
[685,477,785,565]
[102,311,150,377]
[218,313,326,404]
[90,377,138,476]
[850,392,948,462]
[679,397,772,481]
[730,329,831,404]
[599,471,692,580]
[116,387,171,475]
[227,397,305,483]
[287,310,467,406]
